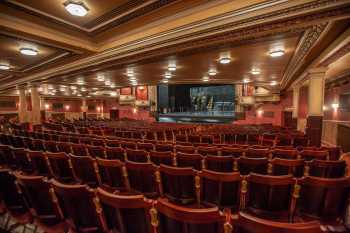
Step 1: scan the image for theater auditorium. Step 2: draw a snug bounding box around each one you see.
[0,1,350,233]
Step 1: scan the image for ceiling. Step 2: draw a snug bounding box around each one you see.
[0,0,350,97]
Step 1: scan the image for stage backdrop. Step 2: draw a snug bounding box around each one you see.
[157,84,235,113]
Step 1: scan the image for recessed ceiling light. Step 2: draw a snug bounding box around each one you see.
[70,86,77,90]
[64,1,89,17]
[77,93,82,97]
[202,76,209,82]
[251,69,261,75]
[105,80,111,86]
[165,72,172,79]
[270,81,278,86]
[0,64,10,70]
[110,91,117,97]
[219,57,231,64]
[243,78,250,83]
[162,79,168,83]
[110,83,116,88]
[20,48,38,56]
[97,74,105,82]
[168,64,176,71]
[270,49,285,57]
[208,69,217,76]
[92,87,98,90]
[81,87,87,92]
[59,87,66,92]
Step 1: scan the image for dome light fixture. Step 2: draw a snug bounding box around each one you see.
[0,64,10,70]
[219,57,231,64]
[202,76,209,82]
[20,48,38,56]
[162,79,168,83]
[64,0,89,17]
[251,69,261,75]
[270,80,278,86]
[168,64,176,71]
[164,72,172,79]
[208,69,217,76]
[269,49,285,57]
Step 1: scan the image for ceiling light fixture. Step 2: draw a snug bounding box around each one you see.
[162,79,168,83]
[97,74,105,82]
[202,76,209,82]
[105,80,111,86]
[70,86,77,90]
[269,49,285,57]
[20,48,38,56]
[64,1,89,17]
[208,69,217,76]
[165,72,172,79]
[251,69,261,75]
[219,57,231,64]
[270,81,278,86]
[168,64,176,71]
[243,78,250,83]
[0,64,10,70]
[110,91,117,97]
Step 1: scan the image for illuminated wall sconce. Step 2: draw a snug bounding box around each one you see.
[65,105,70,111]
[96,106,101,112]
[133,107,137,114]
[257,109,264,116]
[331,103,339,110]
[44,104,50,110]
[322,105,328,111]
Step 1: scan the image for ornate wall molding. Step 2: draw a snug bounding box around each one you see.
[319,41,350,66]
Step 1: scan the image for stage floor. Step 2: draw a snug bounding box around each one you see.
[158,111,235,123]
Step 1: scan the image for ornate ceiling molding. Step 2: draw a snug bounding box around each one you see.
[281,23,328,89]
[319,41,350,66]
[0,0,349,91]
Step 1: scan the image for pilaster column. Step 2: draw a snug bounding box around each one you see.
[235,84,244,112]
[81,98,87,120]
[40,97,46,122]
[292,85,300,129]
[30,83,41,125]
[17,85,28,123]
[306,67,327,147]
[148,85,157,112]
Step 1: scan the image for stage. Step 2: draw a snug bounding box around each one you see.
[157,111,235,123]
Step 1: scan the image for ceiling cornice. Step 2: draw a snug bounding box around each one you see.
[0,0,349,91]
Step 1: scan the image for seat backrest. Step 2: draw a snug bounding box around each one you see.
[245,173,295,218]
[0,145,17,169]
[45,152,75,183]
[175,134,187,142]
[92,138,105,146]
[95,158,128,191]
[137,142,154,152]
[105,146,125,161]
[300,150,328,161]
[125,161,159,198]
[156,198,226,233]
[70,154,98,187]
[205,155,234,172]
[120,141,137,149]
[188,135,201,143]
[297,176,350,221]
[56,142,72,154]
[126,149,149,163]
[306,159,346,178]
[105,139,120,147]
[51,179,103,232]
[175,145,195,154]
[87,145,106,158]
[149,151,174,166]
[271,149,298,159]
[176,152,204,170]
[27,150,50,176]
[15,172,63,224]
[221,147,246,157]
[0,169,28,215]
[32,139,45,151]
[43,140,59,152]
[71,143,89,157]
[96,188,153,233]
[197,146,218,156]
[235,212,321,233]
[12,148,33,173]
[271,158,305,178]
[200,169,241,210]
[155,143,173,152]
[159,165,197,205]
[246,148,270,158]
[237,157,268,175]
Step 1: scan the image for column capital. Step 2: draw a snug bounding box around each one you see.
[16,84,27,90]
[27,82,41,88]
[307,67,328,78]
